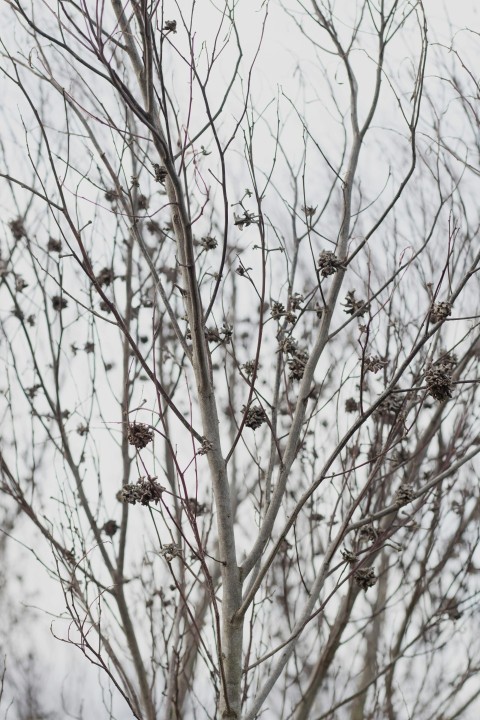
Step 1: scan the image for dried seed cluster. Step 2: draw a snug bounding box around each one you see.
[271,301,285,319]
[197,437,213,455]
[359,523,378,544]
[425,353,456,402]
[342,289,369,316]
[354,566,377,591]
[128,422,154,449]
[200,236,218,250]
[52,295,68,311]
[160,543,182,561]
[47,237,62,253]
[394,483,415,507]
[364,355,387,373]
[96,267,114,287]
[317,250,342,277]
[242,360,256,377]
[375,394,403,423]
[345,397,358,413]
[120,477,165,506]
[243,404,267,430]
[341,548,358,565]
[430,301,452,323]
[186,497,207,516]
[9,218,26,241]
[102,520,119,537]
[153,164,167,184]
[288,349,309,381]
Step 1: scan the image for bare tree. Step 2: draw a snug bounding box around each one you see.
[1,1,480,718]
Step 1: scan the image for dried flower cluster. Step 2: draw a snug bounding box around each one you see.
[52,295,68,311]
[345,397,358,413]
[359,523,378,544]
[127,422,154,449]
[243,404,267,430]
[425,353,457,402]
[163,20,177,33]
[96,267,114,287]
[288,349,309,381]
[290,293,304,311]
[364,355,387,373]
[241,360,256,377]
[120,477,165,505]
[200,236,218,250]
[317,250,342,277]
[394,483,415,507]
[342,289,369,316]
[160,543,182,561]
[430,301,452,323]
[271,301,285,319]
[279,337,298,356]
[186,497,207,516]
[104,189,119,203]
[354,566,377,591]
[102,520,119,537]
[341,548,358,565]
[47,237,62,253]
[375,394,403,423]
[205,323,233,344]
[153,163,167,184]
[302,205,316,217]
[9,217,26,241]
[197,437,213,455]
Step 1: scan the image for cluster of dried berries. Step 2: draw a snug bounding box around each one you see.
[375,394,403,424]
[394,483,415,507]
[243,404,267,430]
[127,422,154,449]
[77,424,89,436]
[102,520,119,537]
[197,437,213,455]
[430,301,452,324]
[96,267,114,287]
[9,218,26,241]
[119,477,165,506]
[345,397,358,413]
[425,353,456,402]
[160,543,182,561]
[153,164,168,184]
[200,236,218,250]
[186,497,207,516]
[317,250,342,277]
[241,360,256,377]
[364,355,387,373]
[288,349,309,381]
[341,548,358,565]
[47,237,62,253]
[342,289,369,316]
[354,566,377,591]
[52,295,68,311]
